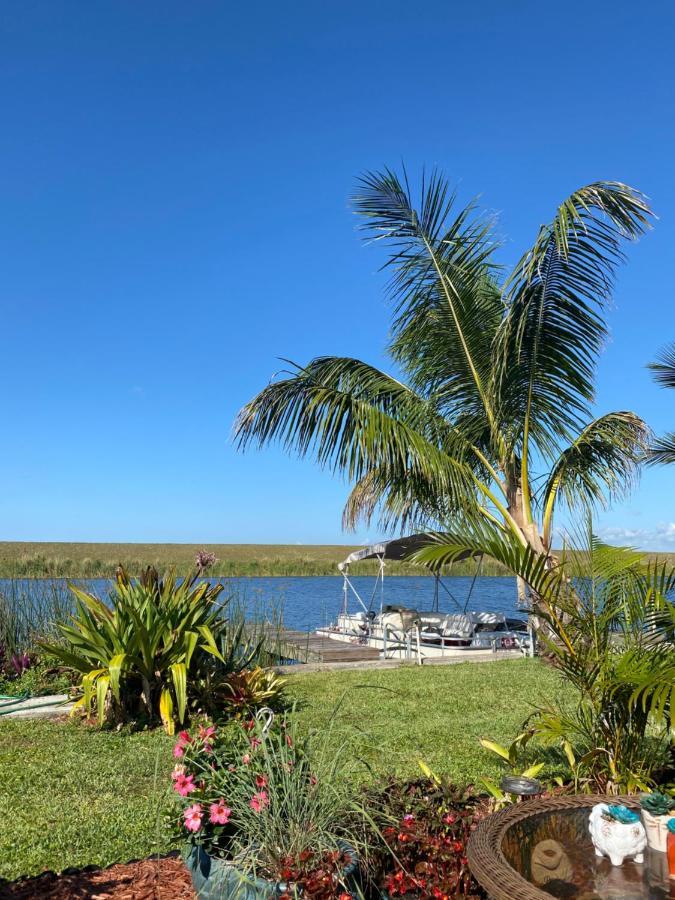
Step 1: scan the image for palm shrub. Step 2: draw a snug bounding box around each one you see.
[40,566,229,733]
[236,170,652,600]
[416,522,674,792]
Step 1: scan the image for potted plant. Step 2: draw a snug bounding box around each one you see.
[640,791,675,853]
[171,710,362,899]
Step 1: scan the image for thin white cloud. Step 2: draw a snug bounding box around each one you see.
[596,522,675,551]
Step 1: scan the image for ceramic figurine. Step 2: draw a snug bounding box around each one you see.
[588,803,647,867]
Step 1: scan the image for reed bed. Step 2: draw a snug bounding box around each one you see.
[0,543,510,578]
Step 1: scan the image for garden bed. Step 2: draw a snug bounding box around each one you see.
[0,854,195,899]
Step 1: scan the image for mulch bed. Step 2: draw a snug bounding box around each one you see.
[0,854,196,900]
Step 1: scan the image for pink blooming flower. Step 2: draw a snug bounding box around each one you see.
[242,754,251,765]
[209,801,232,825]
[174,774,196,797]
[255,774,268,788]
[199,724,216,743]
[249,791,269,813]
[173,730,192,758]
[171,765,186,780]
[183,803,203,833]
[250,738,261,750]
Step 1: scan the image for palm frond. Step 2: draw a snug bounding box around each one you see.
[234,356,483,528]
[496,183,653,462]
[540,411,649,545]
[351,168,503,441]
[646,432,675,466]
[647,342,675,389]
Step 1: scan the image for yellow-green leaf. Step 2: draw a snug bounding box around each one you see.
[159,688,175,735]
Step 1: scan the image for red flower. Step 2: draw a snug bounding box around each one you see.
[255,774,268,788]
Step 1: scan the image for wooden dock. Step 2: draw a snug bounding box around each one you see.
[268,629,381,664]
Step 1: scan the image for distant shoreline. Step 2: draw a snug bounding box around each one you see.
[1,541,669,580]
[0,540,509,578]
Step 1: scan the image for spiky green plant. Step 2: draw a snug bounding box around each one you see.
[416,520,674,793]
[236,170,652,587]
[40,566,229,733]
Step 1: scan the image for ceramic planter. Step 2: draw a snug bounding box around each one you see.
[588,803,647,867]
[641,809,671,854]
[185,843,359,900]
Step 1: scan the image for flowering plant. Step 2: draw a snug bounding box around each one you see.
[171,709,363,895]
[365,777,487,899]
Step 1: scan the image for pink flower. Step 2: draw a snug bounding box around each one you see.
[173,730,192,758]
[309,774,317,786]
[255,774,268,788]
[171,765,186,780]
[250,738,261,750]
[249,790,269,813]
[403,814,414,822]
[174,774,196,797]
[183,803,203,833]
[209,801,232,825]
[242,754,251,765]
[199,724,216,743]
[285,734,293,748]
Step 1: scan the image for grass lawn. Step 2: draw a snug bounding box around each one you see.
[0,659,567,881]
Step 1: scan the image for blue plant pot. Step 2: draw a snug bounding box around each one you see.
[184,843,359,900]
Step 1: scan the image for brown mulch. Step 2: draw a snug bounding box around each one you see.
[0,854,196,900]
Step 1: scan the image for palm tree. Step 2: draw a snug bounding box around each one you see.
[647,343,675,464]
[235,169,652,578]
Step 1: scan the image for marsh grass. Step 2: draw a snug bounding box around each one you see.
[0,542,510,578]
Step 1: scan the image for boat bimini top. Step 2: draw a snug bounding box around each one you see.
[337,533,483,616]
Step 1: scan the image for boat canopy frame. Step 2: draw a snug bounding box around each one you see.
[337,534,483,616]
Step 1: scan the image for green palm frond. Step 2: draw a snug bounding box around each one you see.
[497,182,652,475]
[235,356,491,524]
[540,412,649,546]
[647,343,675,465]
[351,168,503,440]
[647,342,675,388]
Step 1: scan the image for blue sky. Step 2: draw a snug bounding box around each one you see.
[2,1,675,548]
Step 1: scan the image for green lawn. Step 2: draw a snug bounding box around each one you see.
[0,659,566,881]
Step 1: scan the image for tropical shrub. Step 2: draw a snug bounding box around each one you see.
[446,524,675,793]
[40,566,230,733]
[171,710,365,894]
[363,776,487,899]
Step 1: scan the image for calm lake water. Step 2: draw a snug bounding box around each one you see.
[7,575,522,631]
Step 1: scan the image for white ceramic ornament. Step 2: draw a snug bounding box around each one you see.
[588,803,647,867]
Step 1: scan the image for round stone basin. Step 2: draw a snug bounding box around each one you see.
[468,795,672,899]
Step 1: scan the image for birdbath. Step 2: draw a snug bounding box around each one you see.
[468,795,671,899]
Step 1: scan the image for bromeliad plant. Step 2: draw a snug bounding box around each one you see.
[40,566,229,733]
[172,711,365,896]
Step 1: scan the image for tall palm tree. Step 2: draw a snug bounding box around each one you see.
[235,169,652,574]
[647,343,675,464]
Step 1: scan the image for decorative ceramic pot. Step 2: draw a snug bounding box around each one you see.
[588,803,647,867]
[185,843,359,900]
[641,808,671,854]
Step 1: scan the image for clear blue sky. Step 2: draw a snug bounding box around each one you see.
[2,1,675,549]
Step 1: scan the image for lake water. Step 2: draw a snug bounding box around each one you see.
[5,575,522,631]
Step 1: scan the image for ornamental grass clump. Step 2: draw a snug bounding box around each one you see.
[171,710,366,897]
